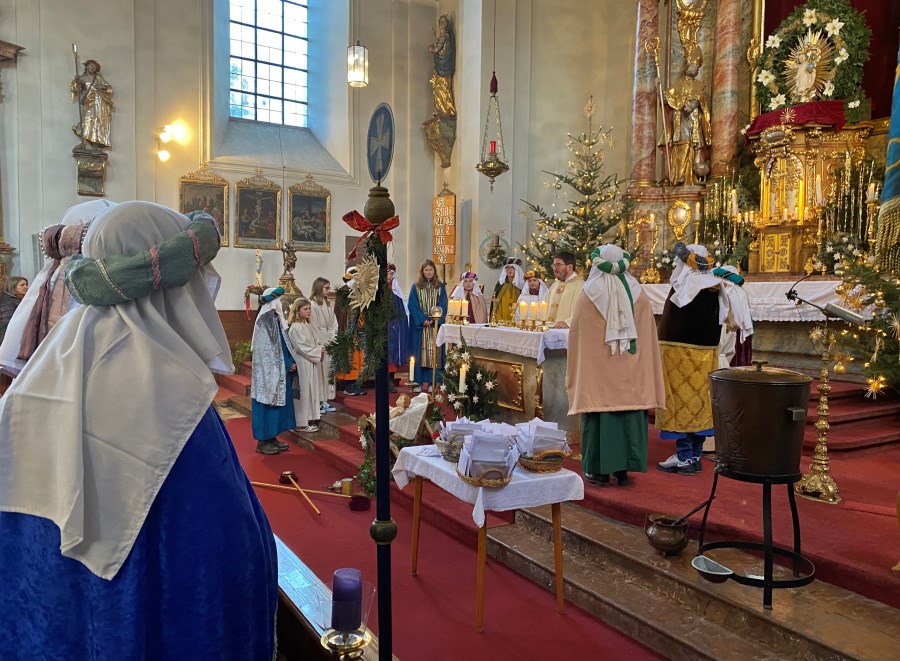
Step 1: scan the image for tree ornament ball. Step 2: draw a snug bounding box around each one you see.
[833,361,847,376]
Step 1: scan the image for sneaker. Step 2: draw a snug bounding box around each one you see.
[255,440,280,455]
[692,458,703,473]
[320,402,337,413]
[342,387,359,396]
[584,473,610,486]
[656,453,696,475]
[296,424,320,433]
[274,440,289,451]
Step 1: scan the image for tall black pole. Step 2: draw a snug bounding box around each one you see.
[364,185,396,660]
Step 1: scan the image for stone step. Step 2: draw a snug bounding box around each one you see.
[488,504,900,661]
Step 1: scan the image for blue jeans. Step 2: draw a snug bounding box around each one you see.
[675,433,705,461]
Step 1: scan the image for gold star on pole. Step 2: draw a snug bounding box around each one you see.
[583,96,596,120]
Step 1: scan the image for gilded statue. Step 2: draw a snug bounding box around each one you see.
[428,14,457,117]
[71,59,115,150]
[665,51,711,186]
[785,30,834,103]
[281,240,298,276]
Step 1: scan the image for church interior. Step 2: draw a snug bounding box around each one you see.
[0,0,899,659]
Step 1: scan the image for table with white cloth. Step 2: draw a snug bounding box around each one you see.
[392,445,584,631]
[435,324,578,438]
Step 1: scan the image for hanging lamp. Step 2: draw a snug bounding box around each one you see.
[475,1,508,192]
[347,40,368,87]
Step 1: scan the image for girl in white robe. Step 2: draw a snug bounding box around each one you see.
[310,277,338,408]
[287,298,326,432]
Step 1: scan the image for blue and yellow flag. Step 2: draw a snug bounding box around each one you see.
[876,45,900,273]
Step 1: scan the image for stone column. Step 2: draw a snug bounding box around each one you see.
[710,0,742,177]
[629,0,660,186]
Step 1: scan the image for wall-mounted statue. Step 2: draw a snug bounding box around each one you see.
[423,14,458,168]
[71,58,115,151]
[665,49,711,186]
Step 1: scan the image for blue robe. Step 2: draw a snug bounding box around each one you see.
[408,282,447,385]
[388,291,409,371]
[0,407,278,660]
[251,332,296,440]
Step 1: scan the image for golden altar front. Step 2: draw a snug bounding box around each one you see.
[435,324,579,441]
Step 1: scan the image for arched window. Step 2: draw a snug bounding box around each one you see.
[229,0,308,127]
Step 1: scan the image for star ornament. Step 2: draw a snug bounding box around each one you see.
[780,107,797,124]
[583,97,596,119]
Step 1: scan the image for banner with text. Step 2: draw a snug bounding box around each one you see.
[432,189,456,265]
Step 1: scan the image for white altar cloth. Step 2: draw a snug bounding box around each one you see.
[392,445,584,527]
[643,279,842,322]
[436,323,569,364]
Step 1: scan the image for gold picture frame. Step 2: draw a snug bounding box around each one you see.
[234,168,282,250]
[178,165,229,246]
[667,200,693,242]
[288,175,331,252]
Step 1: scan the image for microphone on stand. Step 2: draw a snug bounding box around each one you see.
[785,273,868,326]
[785,272,814,304]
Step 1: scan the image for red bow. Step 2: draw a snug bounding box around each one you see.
[342,210,400,259]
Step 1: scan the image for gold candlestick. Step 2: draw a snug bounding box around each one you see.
[429,305,444,396]
[794,325,842,504]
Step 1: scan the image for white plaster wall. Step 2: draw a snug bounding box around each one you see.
[0,0,636,304]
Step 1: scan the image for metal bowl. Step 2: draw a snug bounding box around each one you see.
[644,513,689,556]
[692,554,733,583]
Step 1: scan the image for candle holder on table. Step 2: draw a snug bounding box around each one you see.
[429,305,444,396]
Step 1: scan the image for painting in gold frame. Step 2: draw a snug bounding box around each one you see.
[288,175,331,252]
[234,169,282,250]
[178,166,229,246]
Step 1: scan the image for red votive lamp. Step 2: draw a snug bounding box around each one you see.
[331,568,362,632]
[489,140,496,154]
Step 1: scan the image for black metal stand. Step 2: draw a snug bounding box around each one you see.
[697,465,815,609]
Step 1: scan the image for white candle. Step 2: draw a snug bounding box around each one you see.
[459,363,468,393]
[867,183,876,202]
[539,300,548,321]
[782,207,789,222]
[731,189,739,217]
[409,356,415,383]
[815,174,824,206]
[518,301,528,321]
[529,301,538,320]
[695,202,701,220]
[449,299,459,317]
[461,299,469,318]
[769,191,777,218]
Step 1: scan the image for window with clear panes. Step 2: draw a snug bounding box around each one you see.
[229,0,308,127]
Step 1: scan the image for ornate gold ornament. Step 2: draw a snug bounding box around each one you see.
[349,254,380,311]
[784,30,835,104]
[666,200,693,242]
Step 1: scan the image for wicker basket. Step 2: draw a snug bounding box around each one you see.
[517,450,570,474]
[434,437,464,463]
[456,467,513,488]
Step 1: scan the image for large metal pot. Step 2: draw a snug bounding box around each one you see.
[709,361,811,479]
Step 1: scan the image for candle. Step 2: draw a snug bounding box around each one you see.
[459,363,468,393]
[72,43,77,55]
[529,301,538,320]
[694,202,701,221]
[449,299,458,317]
[332,568,362,632]
[731,188,739,217]
[409,356,415,383]
[518,301,527,321]
[782,207,789,222]
[769,191,776,218]
[648,215,657,230]
[461,299,469,318]
[489,140,497,154]
[539,300,548,321]
[867,183,876,202]
[815,174,824,206]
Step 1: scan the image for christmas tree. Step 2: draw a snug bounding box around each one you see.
[519,97,632,277]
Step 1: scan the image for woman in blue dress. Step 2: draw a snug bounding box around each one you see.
[0,202,278,660]
[407,259,447,391]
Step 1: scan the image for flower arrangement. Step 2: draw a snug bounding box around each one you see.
[653,247,676,271]
[814,232,868,275]
[484,243,508,270]
[439,339,499,421]
[754,0,871,122]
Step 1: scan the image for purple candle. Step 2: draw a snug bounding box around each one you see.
[331,568,362,632]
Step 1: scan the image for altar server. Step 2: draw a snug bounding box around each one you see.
[310,276,338,410]
[514,270,549,321]
[490,257,524,323]
[0,201,278,659]
[408,258,447,391]
[656,243,726,475]
[450,270,488,324]
[546,251,585,328]
[567,244,665,486]
[387,264,410,391]
[251,286,295,454]
[287,297,325,433]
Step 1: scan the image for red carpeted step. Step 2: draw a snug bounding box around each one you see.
[804,416,900,450]
[215,371,251,396]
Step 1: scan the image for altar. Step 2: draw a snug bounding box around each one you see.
[435,324,578,439]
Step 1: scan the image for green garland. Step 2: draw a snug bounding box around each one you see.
[438,339,500,421]
[754,0,871,122]
[326,235,400,385]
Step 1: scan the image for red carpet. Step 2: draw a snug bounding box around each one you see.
[226,417,664,661]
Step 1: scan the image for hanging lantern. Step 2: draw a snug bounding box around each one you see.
[476,72,508,192]
[347,41,368,88]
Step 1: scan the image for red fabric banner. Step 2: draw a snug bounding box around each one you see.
[746,100,847,137]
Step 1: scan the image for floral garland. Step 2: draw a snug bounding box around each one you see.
[754,0,870,122]
[485,244,508,270]
[437,339,499,421]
